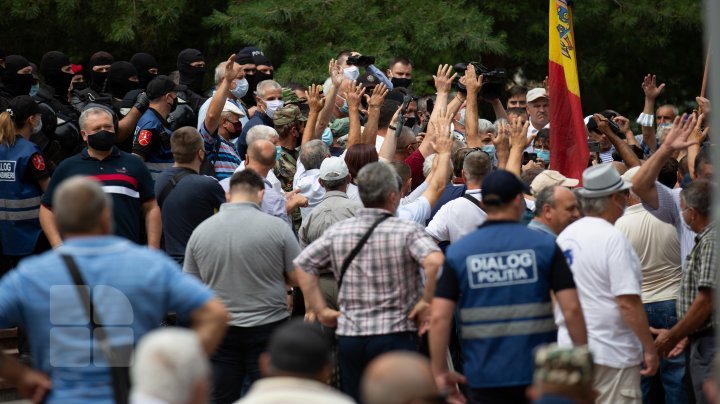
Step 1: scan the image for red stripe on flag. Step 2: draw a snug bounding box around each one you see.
[549,61,588,184]
[92,174,140,189]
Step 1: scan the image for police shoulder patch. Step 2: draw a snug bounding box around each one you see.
[31,154,46,171]
[138,130,153,146]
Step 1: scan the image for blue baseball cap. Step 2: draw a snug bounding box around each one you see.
[482,169,530,206]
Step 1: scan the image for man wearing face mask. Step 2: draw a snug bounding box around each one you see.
[133,75,186,179]
[386,56,413,89]
[0,55,34,104]
[39,106,160,248]
[238,79,284,158]
[197,61,249,132]
[86,51,114,94]
[199,55,247,181]
[336,50,393,90]
[235,52,259,108]
[177,48,209,113]
[130,52,159,90]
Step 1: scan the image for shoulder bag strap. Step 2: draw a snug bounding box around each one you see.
[337,213,392,290]
[61,254,130,404]
[157,168,195,208]
[462,193,482,209]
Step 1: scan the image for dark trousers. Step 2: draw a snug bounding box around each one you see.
[468,386,529,404]
[210,318,286,404]
[689,328,715,404]
[338,331,419,401]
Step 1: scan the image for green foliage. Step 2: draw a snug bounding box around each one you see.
[0,0,704,115]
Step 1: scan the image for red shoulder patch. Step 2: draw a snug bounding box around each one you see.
[138,130,153,147]
[31,154,45,171]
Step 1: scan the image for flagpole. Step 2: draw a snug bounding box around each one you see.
[700,46,710,98]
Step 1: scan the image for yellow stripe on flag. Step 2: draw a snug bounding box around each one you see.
[549,0,580,97]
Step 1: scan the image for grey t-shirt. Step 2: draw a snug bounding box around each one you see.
[183,202,301,327]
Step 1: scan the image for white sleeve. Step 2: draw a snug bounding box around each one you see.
[426,203,450,242]
[397,196,431,225]
[402,180,429,205]
[293,157,306,190]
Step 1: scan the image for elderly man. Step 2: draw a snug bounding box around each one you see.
[295,162,444,401]
[294,139,331,218]
[238,79,284,157]
[525,88,549,150]
[528,186,581,237]
[361,352,440,404]
[1,177,227,403]
[557,163,658,403]
[651,180,715,404]
[40,106,161,248]
[184,169,301,402]
[430,169,586,404]
[197,60,249,129]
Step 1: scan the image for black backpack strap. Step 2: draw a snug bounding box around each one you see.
[338,213,392,290]
[61,254,130,404]
[462,193,482,209]
[157,168,195,208]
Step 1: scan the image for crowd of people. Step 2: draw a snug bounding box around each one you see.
[0,44,715,404]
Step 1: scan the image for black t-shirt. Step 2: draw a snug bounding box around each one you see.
[154,167,225,264]
[436,245,575,301]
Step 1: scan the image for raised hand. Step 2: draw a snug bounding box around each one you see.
[364,83,388,109]
[613,115,631,134]
[434,106,453,139]
[433,64,458,95]
[696,96,711,117]
[509,116,530,149]
[691,113,709,144]
[223,53,242,82]
[464,65,483,95]
[492,121,510,149]
[329,58,344,88]
[543,75,550,98]
[662,113,698,152]
[306,84,324,113]
[344,81,366,109]
[642,74,666,100]
[592,113,613,136]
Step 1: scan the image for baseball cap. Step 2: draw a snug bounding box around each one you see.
[273,104,306,127]
[319,156,350,181]
[482,169,530,206]
[222,100,245,117]
[146,75,186,99]
[282,88,306,106]
[357,70,379,90]
[530,170,580,195]
[267,319,331,375]
[526,88,548,103]
[533,344,594,386]
[329,118,350,138]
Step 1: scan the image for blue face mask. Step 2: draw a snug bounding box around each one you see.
[29,83,40,97]
[321,127,333,146]
[482,145,496,155]
[535,149,550,163]
[275,145,282,161]
[338,97,349,115]
[230,78,249,99]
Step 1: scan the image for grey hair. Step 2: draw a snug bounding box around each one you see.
[423,154,453,181]
[578,194,611,216]
[300,139,330,170]
[53,176,112,234]
[131,328,210,404]
[357,162,400,208]
[214,61,227,85]
[79,107,114,132]
[255,79,282,99]
[681,179,712,216]
[534,186,558,217]
[246,125,279,145]
[658,104,679,117]
[477,119,496,133]
[463,151,492,184]
[320,177,347,191]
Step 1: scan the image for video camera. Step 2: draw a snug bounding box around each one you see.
[453,61,507,100]
[346,55,375,68]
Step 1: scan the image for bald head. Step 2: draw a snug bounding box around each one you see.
[53,176,112,236]
[361,352,439,404]
[247,139,277,168]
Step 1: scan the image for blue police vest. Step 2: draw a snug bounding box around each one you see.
[445,221,558,388]
[135,109,173,178]
[0,137,43,255]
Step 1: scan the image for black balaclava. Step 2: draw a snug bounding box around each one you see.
[107,61,140,99]
[88,51,114,93]
[40,51,74,98]
[177,48,205,94]
[1,55,33,97]
[235,52,256,107]
[130,52,158,90]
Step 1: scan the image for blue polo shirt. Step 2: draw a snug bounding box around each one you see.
[0,236,213,403]
[41,147,155,244]
[237,111,274,158]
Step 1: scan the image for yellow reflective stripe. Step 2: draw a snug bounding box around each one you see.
[462,318,557,339]
[0,197,41,209]
[0,208,40,221]
[460,302,553,322]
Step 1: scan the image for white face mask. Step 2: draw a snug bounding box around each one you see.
[32,116,43,134]
[230,78,249,99]
[264,100,284,118]
[343,66,360,81]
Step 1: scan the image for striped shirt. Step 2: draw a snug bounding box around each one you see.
[198,122,242,181]
[642,182,697,271]
[294,208,440,336]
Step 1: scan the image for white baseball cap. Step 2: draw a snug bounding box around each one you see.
[526,88,549,103]
[319,157,349,181]
[222,100,245,117]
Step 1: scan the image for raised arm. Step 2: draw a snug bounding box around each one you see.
[428,65,457,130]
[314,59,343,138]
[593,114,641,168]
[421,108,453,208]
[345,81,366,148]
[204,54,241,135]
[614,115,640,149]
[639,74,665,152]
[301,84,324,146]
[360,83,388,146]
[506,117,530,176]
[492,120,510,169]
[464,65,483,148]
[378,106,401,163]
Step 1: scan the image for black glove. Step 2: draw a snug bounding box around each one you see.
[134,92,150,114]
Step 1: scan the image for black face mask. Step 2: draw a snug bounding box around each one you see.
[90,70,108,93]
[403,116,417,128]
[179,66,206,94]
[87,130,116,151]
[242,74,258,107]
[73,80,88,92]
[47,71,74,98]
[391,77,413,89]
[170,96,179,113]
[2,73,33,96]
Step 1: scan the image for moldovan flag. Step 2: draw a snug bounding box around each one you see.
[549,0,588,183]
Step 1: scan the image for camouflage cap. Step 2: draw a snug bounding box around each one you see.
[273,104,307,127]
[282,87,307,106]
[329,118,350,138]
[533,344,594,386]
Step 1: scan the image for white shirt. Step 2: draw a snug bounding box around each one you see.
[426,190,486,243]
[397,196,431,225]
[219,161,283,193]
[236,377,355,404]
[347,183,361,202]
[556,216,643,369]
[293,159,324,218]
